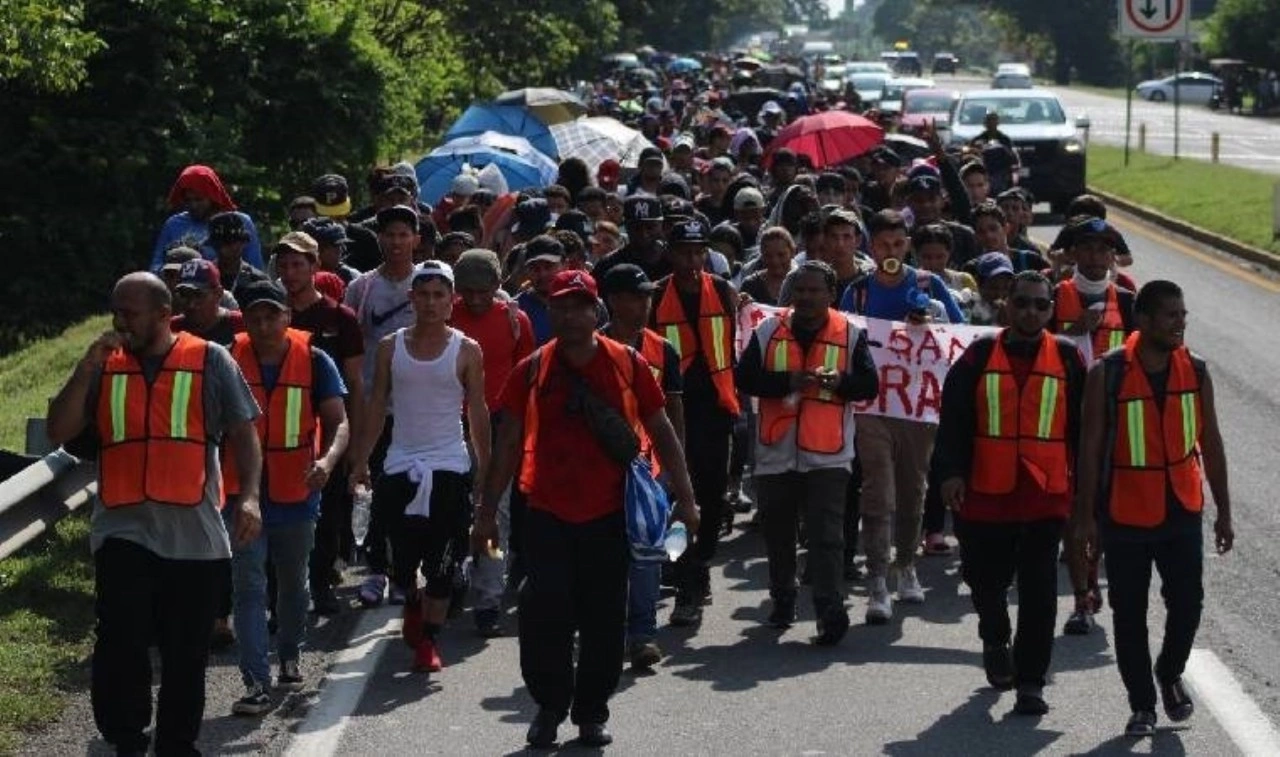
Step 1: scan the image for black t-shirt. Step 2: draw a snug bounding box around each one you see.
[289,296,364,368]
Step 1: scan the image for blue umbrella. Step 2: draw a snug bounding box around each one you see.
[444,103,559,160]
[415,133,559,205]
[667,57,702,74]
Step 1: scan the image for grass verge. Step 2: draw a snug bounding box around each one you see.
[0,315,110,453]
[1087,144,1280,255]
[0,514,95,754]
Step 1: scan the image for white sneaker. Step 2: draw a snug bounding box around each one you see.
[865,577,893,625]
[896,565,926,604]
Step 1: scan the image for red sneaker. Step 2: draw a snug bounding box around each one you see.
[402,593,424,649]
[414,638,443,673]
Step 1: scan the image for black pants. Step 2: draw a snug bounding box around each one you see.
[310,465,351,594]
[922,467,947,535]
[759,468,850,611]
[844,458,862,566]
[92,538,225,756]
[379,470,472,599]
[684,404,733,564]
[365,418,395,576]
[957,518,1064,688]
[519,508,628,725]
[1104,527,1204,712]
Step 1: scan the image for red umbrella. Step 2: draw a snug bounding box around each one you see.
[765,111,884,169]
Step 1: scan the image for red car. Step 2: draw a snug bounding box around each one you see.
[899,88,959,136]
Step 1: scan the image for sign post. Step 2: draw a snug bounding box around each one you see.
[1118,0,1190,165]
[1124,39,1135,167]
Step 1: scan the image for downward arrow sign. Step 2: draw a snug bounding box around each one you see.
[1140,0,1159,19]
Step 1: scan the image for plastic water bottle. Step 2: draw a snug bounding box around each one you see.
[351,485,372,547]
[664,522,688,562]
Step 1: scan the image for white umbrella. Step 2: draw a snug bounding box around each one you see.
[549,117,656,174]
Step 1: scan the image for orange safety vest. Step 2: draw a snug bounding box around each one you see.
[971,331,1070,495]
[1108,333,1204,527]
[653,273,740,415]
[637,329,668,386]
[1055,279,1127,358]
[96,332,209,508]
[757,310,850,455]
[518,336,650,494]
[225,329,318,504]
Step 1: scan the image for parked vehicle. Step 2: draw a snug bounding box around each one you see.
[992,72,1034,89]
[899,88,960,135]
[1135,72,1221,105]
[931,52,959,75]
[949,89,1090,215]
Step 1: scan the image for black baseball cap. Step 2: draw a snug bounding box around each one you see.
[311,174,351,217]
[638,146,664,165]
[524,235,565,265]
[600,263,656,296]
[376,204,419,232]
[513,198,553,237]
[238,280,288,311]
[205,212,250,245]
[623,195,663,223]
[301,218,350,247]
[554,209,591,245]
[1061,215,1124,249]
[669,218,710,245]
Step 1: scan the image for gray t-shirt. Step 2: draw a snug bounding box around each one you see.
[343,267,418,397]
[86,341,260,560]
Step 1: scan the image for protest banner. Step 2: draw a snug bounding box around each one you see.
[736,303,999,424]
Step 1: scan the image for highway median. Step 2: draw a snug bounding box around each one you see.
[1086,144,1280,264]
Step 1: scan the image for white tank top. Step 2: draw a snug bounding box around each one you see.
[384,327,470,474]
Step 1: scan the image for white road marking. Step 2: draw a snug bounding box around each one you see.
[1185,648,1280,756]
[283,607,399,757]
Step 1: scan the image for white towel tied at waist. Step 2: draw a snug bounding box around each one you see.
[384,458,436,518]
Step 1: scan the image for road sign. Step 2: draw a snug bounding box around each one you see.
[1119,0,1190,40]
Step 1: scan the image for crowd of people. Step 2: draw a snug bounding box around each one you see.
[44,58,1237,755]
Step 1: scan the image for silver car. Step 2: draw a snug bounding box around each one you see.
[1135,72,1221,104]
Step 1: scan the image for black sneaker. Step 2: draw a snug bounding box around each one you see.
[1063,607,1095,636]
[1160,678,1195,722]
[1013,686,1049,715]
[813,607,850,646]
[982,644,1015,691]
[767,597,797,628]
[526,708,563,749]
[474,608,503,638]
[669,597,702,627]
[277,660,304,692]
[232,683,272,716]
[843,562,863,581]
[1125,709,1157,737]
[628,641,662,670]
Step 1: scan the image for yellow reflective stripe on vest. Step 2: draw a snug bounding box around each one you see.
[664,325,683,359]
[984,373,1001,435]
[708,315,728,370]
[1180,393,1197,455]
[771,339,790,370]
[818,344,840,401]
[169,371,193,439]
[1125,400,1145,466]
[284,386,303,448]
[110,374,129,443]
[1108,330,1125,350]
[1037,377,1060,438]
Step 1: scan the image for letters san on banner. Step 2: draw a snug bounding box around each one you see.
[736,303,998,425]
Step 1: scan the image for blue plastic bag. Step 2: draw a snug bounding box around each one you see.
[625,457,671,562]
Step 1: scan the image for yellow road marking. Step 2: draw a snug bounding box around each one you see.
[1107,213,1280,293]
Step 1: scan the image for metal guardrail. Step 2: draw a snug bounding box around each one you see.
[0,449,97,561]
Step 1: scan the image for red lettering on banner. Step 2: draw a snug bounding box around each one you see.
[887,328,913,364]
[915,369,942,419]
[947,336,969,363]
[916,328,943,365]
[879,364,912,415]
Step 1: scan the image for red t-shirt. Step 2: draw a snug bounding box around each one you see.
[499,339,666,523]
[960,350,1072,523]
[451,300,534,408]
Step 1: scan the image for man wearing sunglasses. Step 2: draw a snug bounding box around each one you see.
[933,270,1087,716]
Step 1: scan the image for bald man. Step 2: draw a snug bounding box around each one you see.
[47,273,263,756]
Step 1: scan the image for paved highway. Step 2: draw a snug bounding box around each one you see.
[944,74,1280,173]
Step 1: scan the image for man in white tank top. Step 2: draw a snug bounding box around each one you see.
[350,261,490,673]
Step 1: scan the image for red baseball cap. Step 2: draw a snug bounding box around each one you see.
[549,269,599,301]
[597,159,621,182]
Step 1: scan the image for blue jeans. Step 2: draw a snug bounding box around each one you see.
[627,559,660,644]
[230,515,316,687]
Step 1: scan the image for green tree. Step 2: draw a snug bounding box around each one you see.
[1204,0,1280,70]
[0,0,104,93]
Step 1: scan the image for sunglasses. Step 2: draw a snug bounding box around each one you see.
[1011,296,1052,312]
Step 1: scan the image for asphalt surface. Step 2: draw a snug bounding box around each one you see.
[945,75,1280,173]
